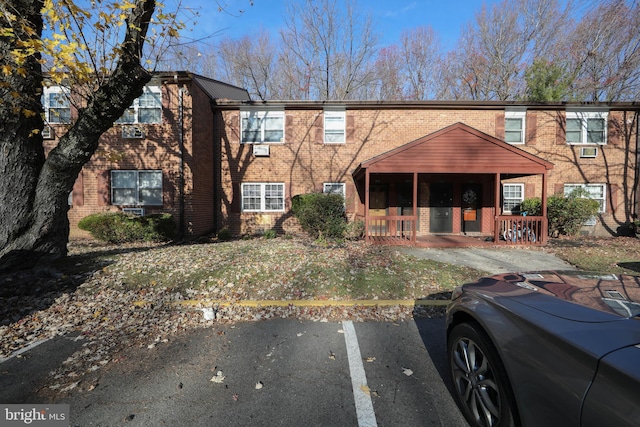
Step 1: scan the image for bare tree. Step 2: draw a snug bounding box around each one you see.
[565,0,640,101]
[279,0,379,100]
[441,0,569,100]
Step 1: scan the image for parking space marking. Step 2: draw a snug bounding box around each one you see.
[342,320,378,427]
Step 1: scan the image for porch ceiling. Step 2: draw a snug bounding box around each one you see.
[352,122,554,179]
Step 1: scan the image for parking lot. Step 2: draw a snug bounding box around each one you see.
[1,317,468,426]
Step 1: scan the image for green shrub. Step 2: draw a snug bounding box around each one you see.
[78,212,176,243]
[292,192,347,239]
[547,188,600,236]
[263,229,277,239]
[216,227,232,241]
[345,219,365,240]
[520,197,542,216]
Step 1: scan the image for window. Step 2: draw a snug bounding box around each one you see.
[502,183,524,214]
[241,183,285,212]
[564,183,606,213]
[324,111,345,143]
[241,110,285,143]
[323,182,346,197]
[42,86,71,124]
[504,111,526,144]
[111,170,162,205]
[566,111,607,144]
[116,86,162,124]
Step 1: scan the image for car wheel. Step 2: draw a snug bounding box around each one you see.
[448,323,517,427]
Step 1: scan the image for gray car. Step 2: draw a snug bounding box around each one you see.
[445,271,640,427]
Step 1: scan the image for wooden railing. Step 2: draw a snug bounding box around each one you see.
[496,215,544,245]
[365,215,417,245]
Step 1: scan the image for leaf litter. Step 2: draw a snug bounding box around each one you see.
[0,237,467,398]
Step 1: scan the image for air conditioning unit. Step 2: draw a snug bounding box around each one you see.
[253,144,270,156]
[580,146,598,158]
[42,125,53,139]
[122,125,145,139]
[122,207,144,216]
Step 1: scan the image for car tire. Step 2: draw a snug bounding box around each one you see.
[447,322,518,427]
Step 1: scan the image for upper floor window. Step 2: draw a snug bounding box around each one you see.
[241,110,285,143]
[116,86,162,124]
[111,170,162,205]
[323,182,345,197]
[504,111,526,144]
[42,86,71,124]
[566,111,607,144]
[324,111,345,143]
[502,183,524,214]
[241,183,285,212]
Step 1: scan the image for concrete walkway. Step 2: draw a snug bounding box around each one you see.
[398,246,576,275]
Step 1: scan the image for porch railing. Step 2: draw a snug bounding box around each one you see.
[364,215,417,245]
[496,215,544,245]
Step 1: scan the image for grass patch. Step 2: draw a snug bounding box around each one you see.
[548,236,640,275]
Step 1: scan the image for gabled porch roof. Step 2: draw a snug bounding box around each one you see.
[352,122,553,179]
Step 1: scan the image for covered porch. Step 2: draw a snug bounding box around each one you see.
[351,123,554,246]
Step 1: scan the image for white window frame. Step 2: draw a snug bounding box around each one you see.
[504,111,526,144]
[116,86,162,124]
[240,110,285,144]
[565,111,608,145]
[111,170,163,206]
[42,86,71,124]
[564,183,606,218]
[323,182,346,196]
[241,183,285,212]
[502,183,524,214]
[323,110,346,144]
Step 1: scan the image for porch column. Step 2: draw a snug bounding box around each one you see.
[365,170,370,242]
[413,172,418,243]
[494,172,501,242]
[541,172,548,243]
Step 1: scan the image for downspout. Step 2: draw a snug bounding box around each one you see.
[178,86,185,239]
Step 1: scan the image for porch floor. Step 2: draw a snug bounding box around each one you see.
[414,234,496,248]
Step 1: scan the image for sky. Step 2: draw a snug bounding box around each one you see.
[178,0,492,50]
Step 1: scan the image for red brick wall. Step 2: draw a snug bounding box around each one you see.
[215,106,638,237]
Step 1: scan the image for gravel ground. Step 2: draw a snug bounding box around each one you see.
[0,239,447,398]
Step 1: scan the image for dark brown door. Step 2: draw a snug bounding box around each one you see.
[461,183,482,233]
[430,183,452,233]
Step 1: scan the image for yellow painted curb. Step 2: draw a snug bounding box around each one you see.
[133,299,451,308]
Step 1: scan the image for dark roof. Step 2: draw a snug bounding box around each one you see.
[191,75,250,101]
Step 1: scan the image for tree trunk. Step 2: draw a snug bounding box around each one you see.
[0,0,156,271]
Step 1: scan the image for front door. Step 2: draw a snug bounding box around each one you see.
[369,185,387,235]
[430,183,452,233]
[461,183,482,233]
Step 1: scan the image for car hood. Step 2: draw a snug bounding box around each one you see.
[474,271,640,323]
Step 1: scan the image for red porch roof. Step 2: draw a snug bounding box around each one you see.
[352,122,554,178]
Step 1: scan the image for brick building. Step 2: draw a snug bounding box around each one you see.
[50,71,639,244]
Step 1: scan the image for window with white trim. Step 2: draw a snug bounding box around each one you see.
[324,111,345,143]
[42,86,71,124]
[116,86,162,124]
[111,170,163,205]
[564,183,606,213]
[566,111,607,144]
[241,110,285,143]
[502,183,524,214]
[504,111,526,144]
[241,183,285,212]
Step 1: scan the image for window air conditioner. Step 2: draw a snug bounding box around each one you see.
[42,125,53,139]
[123,207,144,216]
[253,144,270,156]
[580,146,598,158]
[122,125,145,139]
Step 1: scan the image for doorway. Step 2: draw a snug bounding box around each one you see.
[461,183,482,233]
[430,183,452,233]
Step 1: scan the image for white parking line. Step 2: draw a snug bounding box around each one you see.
[342,320,378,427]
